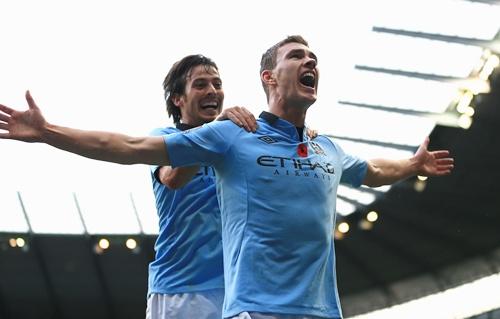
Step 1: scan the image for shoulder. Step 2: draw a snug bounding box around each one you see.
[149,126,177,136]
[205,119,241,131]
[184,120,245,137]
[313,135,339,150]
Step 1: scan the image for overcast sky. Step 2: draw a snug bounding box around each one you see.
[0,0,375,194]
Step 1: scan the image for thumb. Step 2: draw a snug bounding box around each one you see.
[422,136,430,148]
[25,90,39,110]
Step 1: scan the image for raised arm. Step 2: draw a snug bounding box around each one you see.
[363,137,454,187]
[0,91,170,166]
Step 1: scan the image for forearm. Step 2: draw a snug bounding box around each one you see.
[42,123,170,165]
[159,165,200,189]
[363,157,419,187]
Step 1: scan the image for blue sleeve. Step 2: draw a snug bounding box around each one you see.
[149,127,177,180]
[165,121,240,168]
[321,136,367,187]
[340,152,368,188]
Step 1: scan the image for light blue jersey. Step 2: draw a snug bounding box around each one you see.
[165,112,367,318]
[148,124,224,295]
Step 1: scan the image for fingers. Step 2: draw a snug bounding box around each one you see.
[432,150,451,159]
[0,110,11,123]
[435,167,453,175]
[437,162,454,170]
[436,158,454,165]
[426,159,454,176]
[229,113,251,132]
[0,106,13,137]
[307,128,318,139]
[0,104,14,115]
[227,106,257,132]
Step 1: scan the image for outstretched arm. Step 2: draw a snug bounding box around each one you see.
[363,137,454,187]
[0,91,170,166]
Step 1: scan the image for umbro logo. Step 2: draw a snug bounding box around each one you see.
[258,136,278,144]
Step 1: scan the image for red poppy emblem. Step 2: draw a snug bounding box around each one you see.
[297,143,308,157]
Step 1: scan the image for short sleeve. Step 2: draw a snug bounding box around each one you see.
[149,127,177,181]
[340,152,368,187]
[165,121,240,168]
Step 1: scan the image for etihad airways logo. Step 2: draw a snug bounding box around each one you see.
[256,155,335,179]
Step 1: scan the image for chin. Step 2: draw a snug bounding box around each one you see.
[299,94,316,105]
[206,115,219,122]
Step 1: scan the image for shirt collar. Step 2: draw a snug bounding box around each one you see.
[258,111,308,141]
[176,122,197,131]
[259,111,280,125]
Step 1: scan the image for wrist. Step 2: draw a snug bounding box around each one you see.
[408,156,422,176]
[40,122,55,143]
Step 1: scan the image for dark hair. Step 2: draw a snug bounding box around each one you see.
[163,54,219,124]
[259,35,309,99]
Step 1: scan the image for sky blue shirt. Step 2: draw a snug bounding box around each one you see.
[165,112,367,318]
[148,124,224,295]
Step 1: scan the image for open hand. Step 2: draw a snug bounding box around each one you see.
[414,137,454,176]
[0,91,47,142]
[216,106,257,132]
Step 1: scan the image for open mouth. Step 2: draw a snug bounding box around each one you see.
[200,101,219,110]
[299,72,315,88]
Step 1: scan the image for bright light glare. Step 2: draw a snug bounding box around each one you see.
[361,185,392,193]
[367,211,378,222]
[458,115,473,129]
[16,238,26,248]
[20,190,85,234]
[371,0,500,40]
[76,191,141,235]
[338,222,350,234]
[98,238,110,250]
[337,72,458,113]
[126,238,137,250]
[479,54,500,80]
[337,198,357,216]
[338,185,376,205]
[414,180,427,193]
[358,33,483,78]
[0,190,30,233]
[9,238,17,248]
[348,273,500,319]
[456,92,474,114]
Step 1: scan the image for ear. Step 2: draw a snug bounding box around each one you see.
[261,70,276,85]
[172,93,183,108]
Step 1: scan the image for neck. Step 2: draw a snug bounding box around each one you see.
[180,117,205,128]
[267,96,307,127]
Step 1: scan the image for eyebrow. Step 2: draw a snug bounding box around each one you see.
[287,48,318,62]
[191,77,223,86]
[191,75,222,82]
